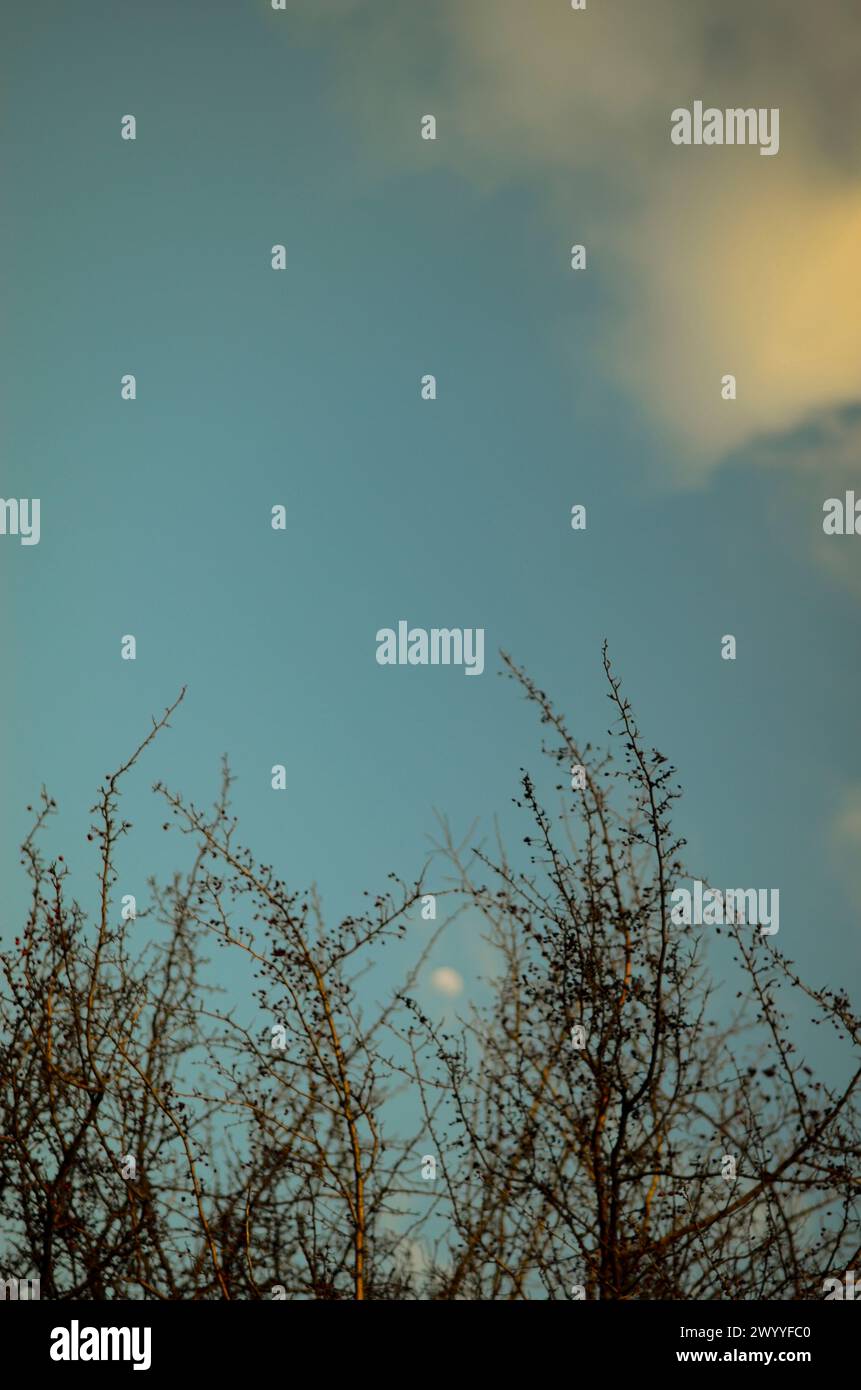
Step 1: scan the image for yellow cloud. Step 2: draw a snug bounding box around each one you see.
[608,169,861,477]
[297,0,861,473]
[833,786,861,850]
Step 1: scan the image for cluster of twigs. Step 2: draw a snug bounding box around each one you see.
[1,652,858,1298]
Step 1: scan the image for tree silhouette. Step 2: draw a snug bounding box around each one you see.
[1,652,858,1299]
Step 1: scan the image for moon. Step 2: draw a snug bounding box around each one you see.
[430,967,464,998]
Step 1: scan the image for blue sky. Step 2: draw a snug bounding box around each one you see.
[1,0,859,1085]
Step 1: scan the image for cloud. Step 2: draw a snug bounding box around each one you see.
[295,0,861,475]
[744,403,861,600]
[605,173,861,481]
[832,785,861,850]
[830,784,861,903]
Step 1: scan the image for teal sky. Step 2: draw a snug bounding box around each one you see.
[2,0,859,1085]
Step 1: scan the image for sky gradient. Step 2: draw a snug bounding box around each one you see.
[2,0,859,1086]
